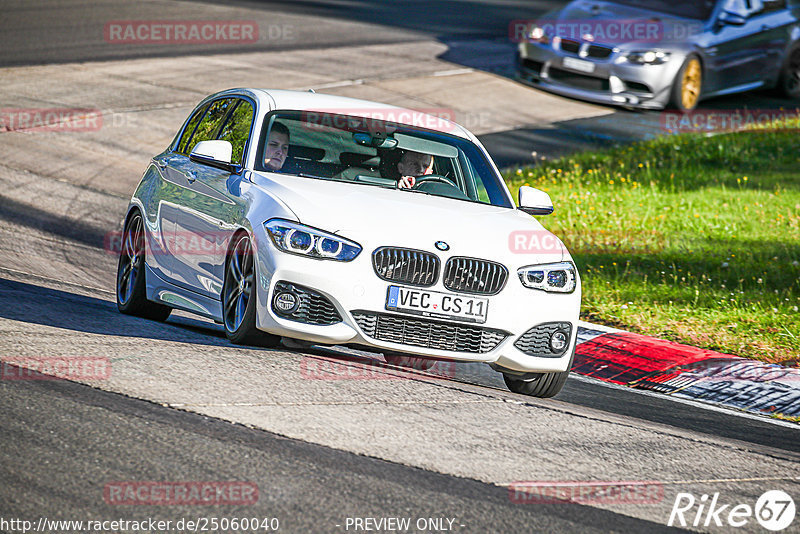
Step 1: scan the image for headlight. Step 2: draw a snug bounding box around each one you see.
[265,219,361,262]
[518,262,577,293]
[527,24,549,44]
[623,50,670,65]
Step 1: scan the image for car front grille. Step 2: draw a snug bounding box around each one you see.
[352,311,508,354]
[372,247,440,287]
[559,39,613,59]
[548,67,610,92]
[273,281,342,325]
[514,322,572,358]
[560,39,581,54]
[586,44,613,59]
[442,257,508,295]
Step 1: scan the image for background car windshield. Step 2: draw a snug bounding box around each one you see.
[610,0,717,20]
[256,111,513,208]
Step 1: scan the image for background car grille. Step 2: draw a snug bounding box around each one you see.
[442,257,508,295]
[560,39,581,54]
[372,247,439,287]
[352,311,508,354]
[514,322,572,358]
[559,39,613,59]
[273,281,342,325]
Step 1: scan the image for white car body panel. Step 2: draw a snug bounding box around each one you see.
[127,88,582,375]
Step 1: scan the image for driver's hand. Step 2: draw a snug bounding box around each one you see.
[398,176,416,189]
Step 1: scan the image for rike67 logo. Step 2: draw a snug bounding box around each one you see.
[669,490,795,531]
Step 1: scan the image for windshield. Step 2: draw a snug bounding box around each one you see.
[254,111,514,209]
[609,0,717,20]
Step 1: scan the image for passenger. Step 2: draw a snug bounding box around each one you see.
[395,150,434,189]
[263,122,290,171]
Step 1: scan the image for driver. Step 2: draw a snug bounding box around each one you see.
[396,150,434,189]
[263,122,290,171]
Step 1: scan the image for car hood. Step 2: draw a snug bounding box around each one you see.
[546,0,702,47]
[251,171,566,265]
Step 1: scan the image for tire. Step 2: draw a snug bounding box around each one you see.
[384,354,436,371]
[779,46,800,100]
[668,54,703,111]
[222,233,279,347]
[502,347,575,398]
[116,211,171,321]
[503,370,569,398]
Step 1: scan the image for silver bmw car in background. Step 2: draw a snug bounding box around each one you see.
[516,0,800,110]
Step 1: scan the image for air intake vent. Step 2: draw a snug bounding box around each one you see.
[273,281,342,325]
[352,311,507,354]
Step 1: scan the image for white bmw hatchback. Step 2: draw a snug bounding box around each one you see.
[117,88,581,397]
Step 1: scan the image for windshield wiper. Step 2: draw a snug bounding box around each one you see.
[298,172,335,181]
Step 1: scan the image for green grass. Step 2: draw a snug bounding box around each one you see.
[503,118,800,365]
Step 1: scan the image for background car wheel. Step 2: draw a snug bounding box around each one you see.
[503,370,569,398]
[116,211,171,321]
[384,354,436,371]
[669,55,702,111]
[780,46,800,99]
[222,233,279,347]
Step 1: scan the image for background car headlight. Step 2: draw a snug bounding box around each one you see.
[265,219,361,261]
[518,262,577,293]
[527,24,550,44]
[623,50,670,65]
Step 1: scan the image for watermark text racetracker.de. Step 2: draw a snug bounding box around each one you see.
[300,356,456,381]
[1,357,111,381]
[103,481,258,506]
[509,19,702,44]
[508,229,665,256]
[0,108,102,133]
[509,480,664,504]
[661,109,800,133]
[104,20,295,45]
[0,516,280,533]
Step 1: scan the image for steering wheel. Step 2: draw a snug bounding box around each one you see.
[411,174,458,189]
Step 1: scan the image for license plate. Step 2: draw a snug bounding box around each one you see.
[386,286,488,324]
[562,56,596,74]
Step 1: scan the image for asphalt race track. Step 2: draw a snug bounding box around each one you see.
[1,1,799,533]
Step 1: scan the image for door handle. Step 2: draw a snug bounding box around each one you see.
[761,25,770,31]
[187,172,197,184]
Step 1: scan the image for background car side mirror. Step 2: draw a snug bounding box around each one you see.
[189,140,240,173]
[717,10,747,26]
[517,185,554,216]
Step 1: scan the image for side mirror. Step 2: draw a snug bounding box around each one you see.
[718,10,747,26]
[518,186,554,216]
[189,140,240,173]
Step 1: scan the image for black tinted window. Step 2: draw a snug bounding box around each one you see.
[177,104,208,154]
[217,100,254,165]
[185,98,236,153]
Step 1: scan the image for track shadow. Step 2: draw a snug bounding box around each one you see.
[0,277,233,348]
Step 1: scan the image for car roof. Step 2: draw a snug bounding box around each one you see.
[243,88,472,139]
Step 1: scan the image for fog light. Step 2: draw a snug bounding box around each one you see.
[273,291,299,315]
[550,331,568,352]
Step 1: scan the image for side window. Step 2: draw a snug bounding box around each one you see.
[185,98,236,153]
[762,0,786,13]
[217,100,254,165]
[177,104,208,155]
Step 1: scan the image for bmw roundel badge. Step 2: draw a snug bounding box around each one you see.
[435,241,450,251]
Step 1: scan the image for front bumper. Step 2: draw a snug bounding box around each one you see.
[517,41,678,110]
[252,228,581,374]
